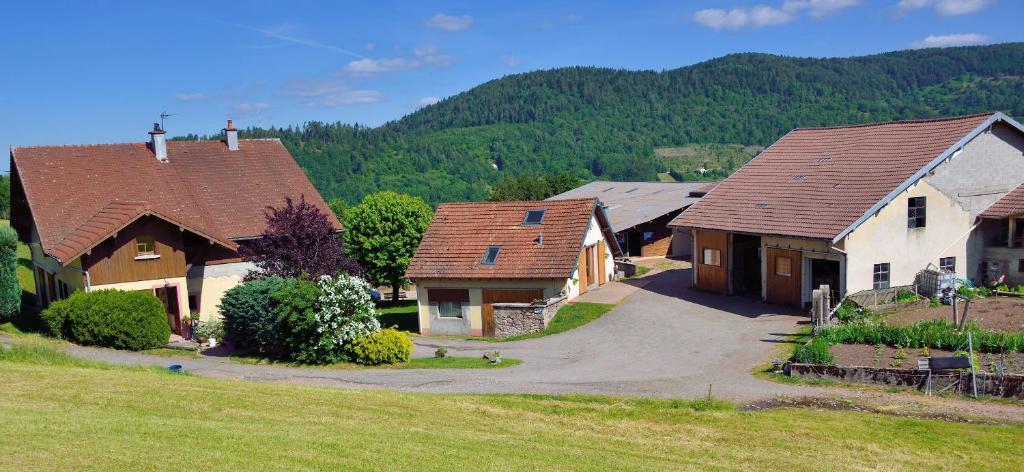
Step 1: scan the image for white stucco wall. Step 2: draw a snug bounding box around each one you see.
[565,215,616,299]
[842,180,974,293]
[186,262,255,321]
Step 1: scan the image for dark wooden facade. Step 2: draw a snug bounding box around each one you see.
[81,216,189,286]
[694,230,728,294]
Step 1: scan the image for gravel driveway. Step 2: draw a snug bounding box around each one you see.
[61,269,824,401]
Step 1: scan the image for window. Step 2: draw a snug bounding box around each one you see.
[188,294,200,314]
[523,210,546,225]
[908,197,926,228]
[482,246,501,265]
[775,256,792,277]
[1019,259,1024,273]
[873,263,890,289]
[136,235,156,256]
[429,289,469,319]
[642,231,654,242]
[939,257,956,273]
[702,248,721,267]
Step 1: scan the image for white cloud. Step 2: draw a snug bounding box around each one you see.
[426,13,474,32]
[783,0,861,17]
[693,5,794,31]
[229,22,367,59]
[911,33,991,48]
[282,79,384,107]
[896,0,991,16]
[416,96,440,108]
[501,55,522,67]
[173,92,209,102]
[341,46,455,76]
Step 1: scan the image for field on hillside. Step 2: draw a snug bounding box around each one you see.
[1,340,1022,470]
[654,144,761,181]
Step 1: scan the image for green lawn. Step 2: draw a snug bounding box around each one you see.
[376,300,418,332]
[1,341,1021,470]
[485,302,615,342]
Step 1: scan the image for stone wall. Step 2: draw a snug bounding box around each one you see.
[788,363,1024,399]
[492,296,567,338]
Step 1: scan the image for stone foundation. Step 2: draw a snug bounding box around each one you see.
[492,296,567,338]
[788,363,1024,399]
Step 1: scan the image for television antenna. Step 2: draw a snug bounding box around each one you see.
[159,111,174,130]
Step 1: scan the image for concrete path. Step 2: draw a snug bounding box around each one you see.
[49,268,827,401]
[572,277,650,304]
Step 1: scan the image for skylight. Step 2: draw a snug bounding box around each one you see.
[482,246,501,265]
[523,209,546,225]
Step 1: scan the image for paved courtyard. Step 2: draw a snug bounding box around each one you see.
[62,268,826,401]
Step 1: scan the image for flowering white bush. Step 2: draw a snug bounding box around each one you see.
[315,273,381,351]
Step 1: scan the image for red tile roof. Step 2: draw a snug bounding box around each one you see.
[407,198,617,280]
[671,113,997,240]
[12,139,338,264]
[982,183,1024,219]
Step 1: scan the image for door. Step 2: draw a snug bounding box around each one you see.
[578,248,589,294]
[154,286,181,335]
[766,248,802,307]
[585,245,597,289]
[694,230,729,294]
[481,289,545,337]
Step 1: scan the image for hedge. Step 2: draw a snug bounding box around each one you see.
[0,226,20,321]
[41,289,169,350]
[346,328,413,365]
[219,276,290,354]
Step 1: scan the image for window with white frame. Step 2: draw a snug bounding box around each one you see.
[702,248,721,267]
[873,263,890,289]
[939,257,956,273]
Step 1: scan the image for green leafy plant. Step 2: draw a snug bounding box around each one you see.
[0,226,20,321]
[820,319,1024,353]
[194,319,224,344]
[219,276,290,354]
[435,346,448,358]
[792,337,834,365]
[895,289,920,303]
[345,328,413,365]
[40,289,169,350]
[834,300,872,324]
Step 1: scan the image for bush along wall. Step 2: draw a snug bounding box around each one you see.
[219,273,408,365]
[41,289,169,350]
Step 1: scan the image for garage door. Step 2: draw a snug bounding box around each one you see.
[766,247,802,307]
[481,289,545,337]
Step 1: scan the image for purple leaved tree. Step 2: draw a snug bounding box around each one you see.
[241,196,361,280]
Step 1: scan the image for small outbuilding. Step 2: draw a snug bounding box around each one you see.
[548,181,714,258]
[406,198,620,337]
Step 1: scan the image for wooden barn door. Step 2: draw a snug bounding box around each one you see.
[766,248,802,307]
[694,230,728,294]
[578,248,589,294]
[481,289,545,337]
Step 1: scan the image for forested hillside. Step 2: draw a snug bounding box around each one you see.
[187,43,1024,206]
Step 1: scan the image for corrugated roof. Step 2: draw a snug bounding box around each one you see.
[548,181,711,231]
[671,113,998,240]
[13,139,338,264]
[406,198,617,280]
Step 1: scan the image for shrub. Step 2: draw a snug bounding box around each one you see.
[895,289,920,303]
[0,227,19,321]
[194,318,224,344]
[793,337,834,365]
[276,274,382,364]
[219,276,290,353]
[346,328,413,365]
[40,289,169,350]
[834,300,871,324]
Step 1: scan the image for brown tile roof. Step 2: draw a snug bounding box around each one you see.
[12,139,337,264]
[671,113,998,240]
[407,198,617,280]
[982,183,1024,219]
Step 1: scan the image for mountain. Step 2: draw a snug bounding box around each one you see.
[216,43,1024,206]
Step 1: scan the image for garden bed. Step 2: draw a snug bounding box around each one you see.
[885,298,1024,332]
[829,343,1024,374]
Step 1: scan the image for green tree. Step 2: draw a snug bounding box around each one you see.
[344,192,433,301]
[0,226,19,320]
[0,175,10,220]
[327,197,347,225]
[486,173,582,201]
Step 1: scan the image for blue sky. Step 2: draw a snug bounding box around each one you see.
[1,0,1021,171]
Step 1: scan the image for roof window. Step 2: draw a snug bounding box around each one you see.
[754,203,768,209]
[482,246,501,265]
[625,188,639,193]
[794,175,806,181]
[523,209,546,225]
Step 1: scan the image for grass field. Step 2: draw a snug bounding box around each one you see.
[484,302,615,342]
[376,300,418,332]
[1,339,1022,470]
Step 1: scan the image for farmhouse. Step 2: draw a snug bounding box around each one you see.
[548,181,713,258]
[10,121,339,334]
[406,198,620,337]
[671,112,1024,307]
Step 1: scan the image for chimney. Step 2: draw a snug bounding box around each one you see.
[223,119,238,151]
[148,123,168,162]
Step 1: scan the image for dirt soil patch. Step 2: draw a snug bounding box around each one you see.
[830,343,1024,374]
[885,298,1024,332]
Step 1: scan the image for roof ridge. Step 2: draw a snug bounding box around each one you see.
[439,198,597,206]
[12,141,148,152]
[792,112,996,131]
